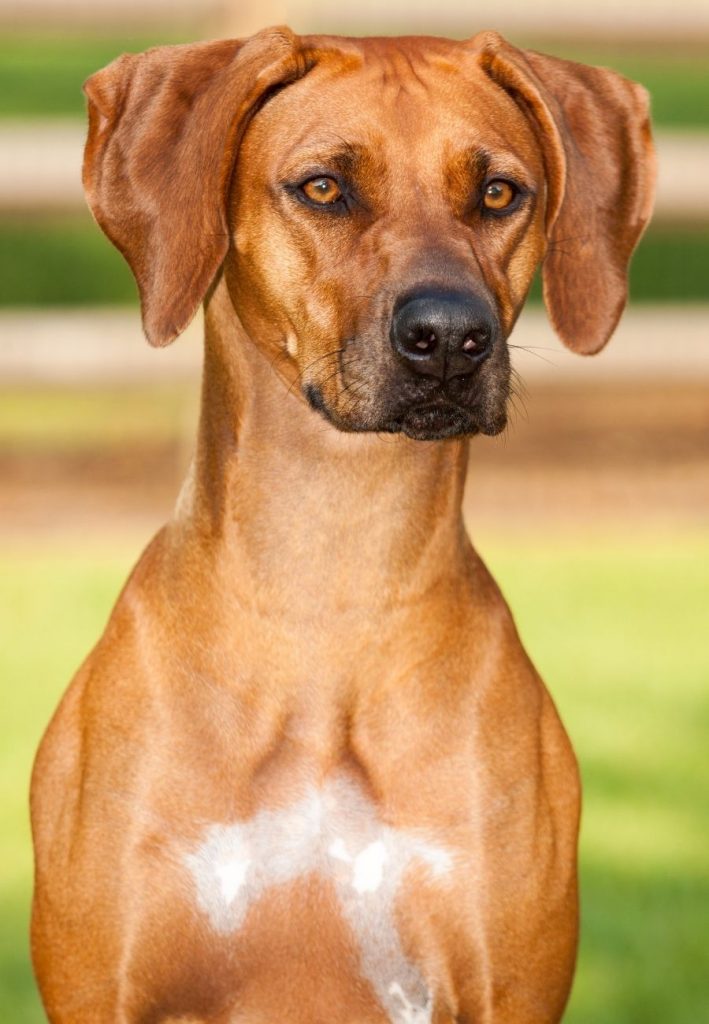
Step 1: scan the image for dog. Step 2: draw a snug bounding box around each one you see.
[31,26,655,1024]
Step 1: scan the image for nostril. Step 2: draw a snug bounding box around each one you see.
[404,328,438,356]
[461,326,492,357]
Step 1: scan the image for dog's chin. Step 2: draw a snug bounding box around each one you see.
[304,385,506,440]
[388,403,480,440]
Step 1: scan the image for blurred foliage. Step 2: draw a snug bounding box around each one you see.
[0,33,707,125]
[0,34,704,126]
[0,33,189,118]
[527,226,709,305]
[1,216,707,306]
[628,228,709,304]
[1,535,708,1021]
[0,215,137,306]
[533,45,709,128]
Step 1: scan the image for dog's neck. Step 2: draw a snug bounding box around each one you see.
[176,280,470,617]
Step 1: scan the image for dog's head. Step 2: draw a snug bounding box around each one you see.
[83,27,655,440]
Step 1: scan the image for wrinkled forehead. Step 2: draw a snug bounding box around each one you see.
[242,37,544,180]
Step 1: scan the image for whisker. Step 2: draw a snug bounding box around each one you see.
[508,344,559,368]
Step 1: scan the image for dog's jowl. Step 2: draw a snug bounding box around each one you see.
[31,27,655,1024]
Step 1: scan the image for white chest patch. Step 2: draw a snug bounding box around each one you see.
[184,774,453,1023]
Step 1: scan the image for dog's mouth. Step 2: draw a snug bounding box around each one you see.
[303,384,508,441]
[385,401,480,440]
[301,325,511,441]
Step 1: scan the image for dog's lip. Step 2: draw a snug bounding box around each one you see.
[386,399,479,439]
[400,398,469,419]
[408,398,462,411]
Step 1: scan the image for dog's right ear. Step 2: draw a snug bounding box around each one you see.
[83,28,308,347]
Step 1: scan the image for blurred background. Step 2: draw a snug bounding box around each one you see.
[0,1,707,1021]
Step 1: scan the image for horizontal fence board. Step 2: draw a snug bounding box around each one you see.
[1,305,707,383]
[0,122,706,221]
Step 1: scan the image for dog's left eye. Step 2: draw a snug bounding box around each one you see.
[482,179,518,212]
[301,177,343,206]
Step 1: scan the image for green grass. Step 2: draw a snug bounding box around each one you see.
[0,549,133,1023]
[1,217,707,308]
[485,536,709,1024]
[1,535,707,1021]
[0,34,707,126]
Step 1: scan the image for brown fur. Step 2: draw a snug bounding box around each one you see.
[31,26,655,1023]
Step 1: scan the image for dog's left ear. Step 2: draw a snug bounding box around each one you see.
[473,32,656,354]
[83,27,309,347]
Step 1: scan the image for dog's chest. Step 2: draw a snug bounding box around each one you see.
[182,773,454,1023]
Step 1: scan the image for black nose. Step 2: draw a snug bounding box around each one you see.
[390,289,497,380]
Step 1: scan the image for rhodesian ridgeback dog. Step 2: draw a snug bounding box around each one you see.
[31,26,655,1024]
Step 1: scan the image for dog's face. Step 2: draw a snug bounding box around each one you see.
[227,40,547,439]
[83,29,655,440]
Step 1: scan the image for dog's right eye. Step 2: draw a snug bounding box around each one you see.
[300,177,343,206]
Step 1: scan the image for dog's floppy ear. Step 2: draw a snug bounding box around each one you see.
[473,32,656,354]
[83,27,307,347]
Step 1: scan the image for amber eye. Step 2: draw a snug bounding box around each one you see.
[301,176,343,205]
[483,179,517,212]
